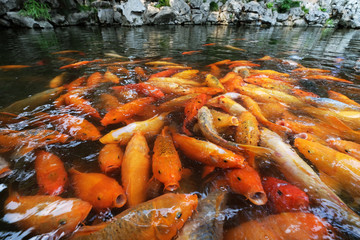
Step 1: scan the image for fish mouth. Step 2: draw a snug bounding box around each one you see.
[249,192,268,206]
[164,183,180,192]
[114,194,127,208]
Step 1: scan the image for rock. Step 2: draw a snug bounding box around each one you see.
[153,6,176,24]
[66,11,93,25]
[207,11,219,23]
[293,18,307,26]
[224,0,244,14]
[244,1,265,15]
[0,18,11,27]
[49,13,67,26]
[0,0,17,16]
[143,5,160,24]
[119,0,145,26]
[5,11,53,28]
[260,8,276,25]
[189,0,203,9]
[290,7,304,19]
[97,8,114,24]
[113,11,122,24]
[277,13,288,22]
[240,12,259,22]
[191,9,207,24]
[305,9,329,24]
[170,0,191,24]
[91,0,112,9]
[44,0,60,8]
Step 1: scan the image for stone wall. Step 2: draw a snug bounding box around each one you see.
[0,0,359,28]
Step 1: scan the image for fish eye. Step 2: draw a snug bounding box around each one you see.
[176,212,182,219]
[59,219,67,225]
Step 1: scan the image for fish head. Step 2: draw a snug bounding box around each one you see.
[153,193,198,239]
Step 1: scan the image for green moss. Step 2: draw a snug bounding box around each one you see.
[19,0,51,21]
[155,0,170,8]
[276,0,300,13]
[319,7,327,12]
[301,5,309,14]
[210,1,219,11]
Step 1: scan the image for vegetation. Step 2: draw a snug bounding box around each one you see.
[19,0,51,20]
[276,0,300,13]
[325,18,335,27]
[155,0,170,8]
[301,5,309,14]
[210,1,219,11]
[320,7,327,12]
[266,2,274,9]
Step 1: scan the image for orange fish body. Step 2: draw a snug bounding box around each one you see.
[327,139,360,160]
[113,83,164,99]
[235,111,260,146]
[262,177,309,213]
[71,193,198,240]
[103,70,120,84]
[64,92,101,119]
[86,72,103,87]
[122,132,151,207]
[96,93,122,112]
[0,65,30,70]
[152,127,182,191]
[70,169,126,209]
[328,90,360,108]
[224,212,335,240]
[226,164,267,205]
[294,138,360,198]
[35,150,68,196]
[43,113,101,141]
[98,144,123,174]
[101,97,155,126]
[183,93,209,135]
[99,112,168,145]
[182,50,202,55]
[172,132,244,168]
[3,194,91,236]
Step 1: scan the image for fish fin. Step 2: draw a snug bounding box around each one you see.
[237,144,274,157]
[326,115,355,133]
[72,223,108,237]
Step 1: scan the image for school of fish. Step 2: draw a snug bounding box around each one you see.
[1,48,360,240]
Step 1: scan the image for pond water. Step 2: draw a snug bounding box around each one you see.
[1,25,360,240]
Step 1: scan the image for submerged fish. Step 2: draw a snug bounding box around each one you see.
[71,193,198,240]
[176,190,227,240]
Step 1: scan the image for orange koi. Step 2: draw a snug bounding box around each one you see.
[112,83,164,99]
[86,71,103,87]
[157,94,201,112]
[328,90,360,108]
[134,66,148,81]
[291,88,320,98]
[219,71,239,83]
[103,70,120,84]
[172,69,199,79]
[292,67,331,73]
[224,45,245,51]
[249,69,290,77]
[59,59,102,69]
[35,150,67,196]
[49,72,67,88]
[107,66,130,75]
[95,93,122,112]
[52,50,85,55]
[152,127,182,192]
[0,129,69,150]
[235,111,259,146]
[66,76,86,91]
[172,132,245,168]
[327,139,360,160]
[224,212,335,240]
[183,93,209,135]
[100,112,168,145]
[122,132,151,207]
[70,168,126,209]
[202,43,216,46]
[222,76,244,92]
[101,97,155,126]
[145,61,179,66]
[71,193,197,240]
[303,74,353,83]
[226,164,267,205]
[98,144,123,174]
[209,109,239,132]
[64,91,101,119]
[0,112,28,125]
[0,157,11,178]
[36,112,101,141]
[182,50,202,55]
[58,57,76,62]
[3,194,92,236]
[207,59,231,66]
[0,65,31,70]
[229,62,260,68]
[205,74,225,90]
[262,177,309,213]
[208,64,221,78]
[294,138,360,199]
